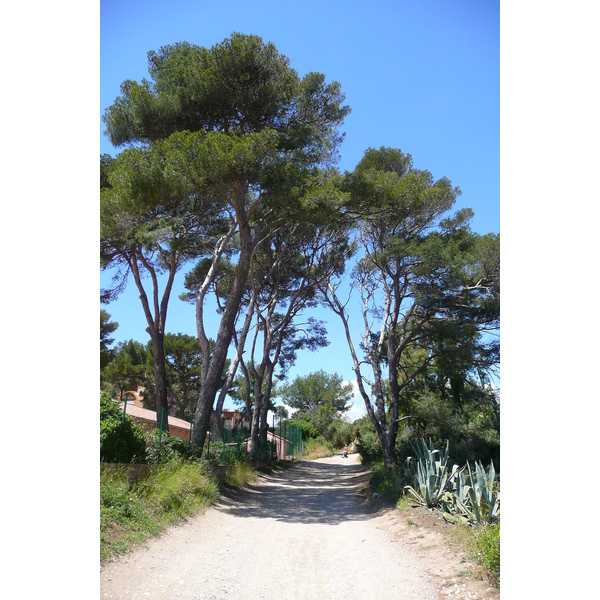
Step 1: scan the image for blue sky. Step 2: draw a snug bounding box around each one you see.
[99,0,500,412]
[4,2,600,590]
[100,0,499,416]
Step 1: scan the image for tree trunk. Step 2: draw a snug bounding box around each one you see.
[191,216,254,452]
[150,332,170,432]
[380,431,396,470]
[213,296,255,422]
[249,392,262,457]
[128,249,175,434]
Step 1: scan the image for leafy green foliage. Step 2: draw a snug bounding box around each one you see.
[144,429,195,465]
[475,524,500,586]
[355,432,382,464]
[282,370,352,414]
[145,333,206,419]
[328,417,354,448]
[287,418,319,440]
[100,392,147,463]
[103,33,351,456]
[395,388,500,470]
[321,146,499,470]
[100,309,119,368]
[100,340,151,401]
[104,34,349,164]
[281,370,353,441]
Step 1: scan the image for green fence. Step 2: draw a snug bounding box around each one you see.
[205,424,277,465]
[203,420,303,465]
[278,420,303,460]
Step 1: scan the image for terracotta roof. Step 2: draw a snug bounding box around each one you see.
[121,402,191,430]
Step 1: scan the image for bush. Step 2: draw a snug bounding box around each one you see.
[288,418,319,440]
[100,393,147,463]
[144,429,199,465]
[355,432,382,464]
[475,524,500,586]
[395,392,500,470]
[328,417,354,448]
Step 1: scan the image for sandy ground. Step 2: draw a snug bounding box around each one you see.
[100,454,499,599]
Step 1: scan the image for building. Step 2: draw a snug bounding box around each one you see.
[120,401,192,442]
[221,408,249,430]
[119,386,249,443]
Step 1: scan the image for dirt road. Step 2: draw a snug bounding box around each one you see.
[100,454,498,599]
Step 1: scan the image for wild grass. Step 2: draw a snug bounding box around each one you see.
[100,457,294,562]
[101,459,219,561]
[301,437,334,460]
[222,461,259,488]
[448,522,500,588]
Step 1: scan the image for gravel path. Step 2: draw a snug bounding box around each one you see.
[100,454,493,599]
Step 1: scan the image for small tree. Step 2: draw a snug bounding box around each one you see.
[100,339,151,402]
[100,309,119,369]
[281,370,353,438]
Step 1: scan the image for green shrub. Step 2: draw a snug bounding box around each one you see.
[288,418,319,440]
[100,393,147,463]
[204,440,252,465]
[328,417,354,448]
[144,429,198,465]
[475,524,500,586]
[355,431,382,464]
[394,392,500,470]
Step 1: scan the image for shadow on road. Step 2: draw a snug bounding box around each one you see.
[216,460,381,525]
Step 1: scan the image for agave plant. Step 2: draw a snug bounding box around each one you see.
[403,438,461,509]
[445,460,500,524]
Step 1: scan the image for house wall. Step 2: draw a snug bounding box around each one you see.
[129,417,190,442]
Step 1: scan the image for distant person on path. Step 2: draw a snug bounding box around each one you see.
[343,444,348,458]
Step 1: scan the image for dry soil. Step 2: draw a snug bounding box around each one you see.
[100,454,499,599]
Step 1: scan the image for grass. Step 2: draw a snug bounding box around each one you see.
[101,458,223,561]
[100,456,298,562]
[222,461,260,488]
[447,521,500,588]
[301,437,334,460]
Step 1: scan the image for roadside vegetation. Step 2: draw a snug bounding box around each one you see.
[100,386,332,562]
[101,450,269,562]
[357,425,499,588]
[99,31,499,589]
